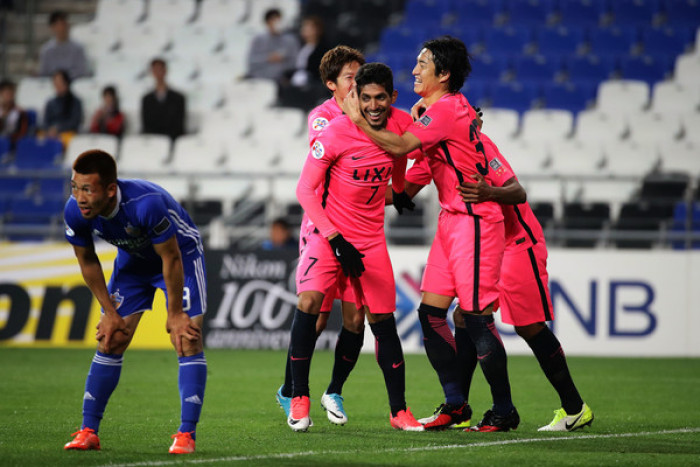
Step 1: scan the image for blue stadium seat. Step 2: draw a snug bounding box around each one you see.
[505,0,557,26]
[379,26,425,55]
[452,0,500,27]
[619,54,673,86]
[0,177,33,199]
[558,0,608,27]
[463,79,492,108]
[664,0,700,28]
[490,82,540,114]
[14,137,63,169]
[483,26,533,55]
[394,81,418,111]
[0,136,9,161]
[40,177,68,197]
[641,27,693,57]
[441,24,484,52]
[469,53,511,82]
[404,0,450,27]
[543,81,596,112]
[513,54,562,82]
[564,55,617,82]
[588,26,639,57]
[535,26,586,56]
[670,201,700,249]
[610,0,660,26]
[8,197,64,222]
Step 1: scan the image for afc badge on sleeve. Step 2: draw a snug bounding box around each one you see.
[312,117,329,131]
[312,141,325,159]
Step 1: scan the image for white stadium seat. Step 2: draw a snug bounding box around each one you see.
[626,112,683,146]
[71,78,102,131]
[578,179,638,204]
[224,137,279,174]
[595,80,650,115]
[650,82,700,114]
[519,109,574,145]
[16,77,53,122]
[145,0,197,26]
[197,0,248,26]
[170,135,226,173]
[114,25,171,60]
[494,138,550,177]
[94,54,149,85]
[603,141,659,177]
[250,107,305,140]
[119,134,172,174]
[95,0,145,26]
[680,113,700,145]
[659,141,700,176]
[574,110,628,144]
[168,25,225,59]
[547,140,605,177]
[479,108,520,143]
[64,134,120,168]
[674,53,700,87]
[246,0,300,30]
[145,174,193,200]
[225,79,277,108]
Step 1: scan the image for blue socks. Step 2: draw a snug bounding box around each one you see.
[82,351,123,433]
[178,352,207,438]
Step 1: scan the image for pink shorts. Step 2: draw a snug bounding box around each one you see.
[421,210,504,311]
[499,241,554,326]
[296,232,396,314]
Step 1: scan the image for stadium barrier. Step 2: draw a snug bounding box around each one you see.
[1,243,698,356]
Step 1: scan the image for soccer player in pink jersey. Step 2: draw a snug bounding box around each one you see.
[344,36,517,432]
[288,63,422,432]
[277,45,366,426]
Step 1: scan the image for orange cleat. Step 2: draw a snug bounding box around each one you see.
[390,407,424,432]
[169,431,195,454]
[64,427,100,451]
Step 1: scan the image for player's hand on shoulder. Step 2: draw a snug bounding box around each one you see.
[457,172,492,204]
[328,233,365,278]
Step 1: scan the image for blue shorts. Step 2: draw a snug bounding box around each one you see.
[106,253,207,318]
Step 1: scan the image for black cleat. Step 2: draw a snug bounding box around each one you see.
[467,408,520,432]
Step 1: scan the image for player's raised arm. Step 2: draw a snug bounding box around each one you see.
[153,236,200,356]
[72,244,129,353]
[343,87,422,157]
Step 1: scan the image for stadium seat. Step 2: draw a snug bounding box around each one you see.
[5,197,65,241]
[535,26,586,56]
[380,26,427,55]
[626,112,682,146]
[462,79,492,109]
[16,78,53,123]
[275,135,309,174]
[64,134,120,169]
[519,109,574,145]
[664,0,700,28]
[0,177,33,199]
[441,24,483,52]
[468,54,510,83]
[562,201,610,247]
[95,0,146,26]
[513,55,562,82]
[609,0,660,26]
[14,138,63,169]
[577,179,638,205]
[0,137,9,162]
[603,141,660,177]
[146,174,192,200]
[479,108,520,144]
[71,78,102,131]
[496,138,550,177]
[574,110,628,144]
[168,25,225,59]
[588,25,639,58]
[94,54,150,85]
[452,0,500,27]
[564,55,617,84]
[557,0,608,27]
[542,81,596,113]
[181,199,223,226]
[547,140,605,177]
[669,201,700,249]
[170,135,226,173]
[194,178,251,208]
[224,137,279,174]
[118,135,172,174]
[249,107,305,141]
[490,82,539,114]
[71,23,120,67]
[115,25,171,61]
[39,177,67,198]
[614,201,675,249]
[187,83,226,114]
[595,80,650,115]
[246,0,300,30]
[144,0,197,26]
[641,27,693,57]
[196,0,247,26]
[681,112,700,145]
[650,81,700,114]
[225,79,277,108]
[197,54,247,85]
[530,201,555,228]
[640,172,690,204]
[483,26,533,56]
[523,179,566,205]
[505,0,556,26]
[157,55,199,90]
[674,53,700,87]
[199,108,252,141]
[658,141,700,176]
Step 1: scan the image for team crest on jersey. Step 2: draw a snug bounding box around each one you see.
[312,141,325,159]
[125,223,141,237]
[110,290,124,309]
[489,157,502,171]
[417,115,432,127]
[312,117,329,131]
[64,223,75,237]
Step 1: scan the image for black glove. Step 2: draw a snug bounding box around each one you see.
[473,106,483,118]
[392,189,415,215]
[329,234,365,278]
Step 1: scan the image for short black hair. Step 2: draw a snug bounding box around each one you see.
[73,150,118,187]
[49,10,68,25]
[264,8,281,22]
[150,57,167,69]
[271,217,290,230]
[0,78,15,92]
[355,62,394,96]
[421,36,471,93]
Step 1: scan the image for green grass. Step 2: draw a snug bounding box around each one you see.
[1,348,699,466]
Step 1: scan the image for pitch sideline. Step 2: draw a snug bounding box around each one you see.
[103,427,700,467]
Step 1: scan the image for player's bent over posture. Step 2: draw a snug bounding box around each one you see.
[63,150,207,454]
[287,63,422,432]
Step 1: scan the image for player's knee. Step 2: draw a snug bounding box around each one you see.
[365,310,391,325]
[417,303,447,330]
[459,302,494,316]
[297,293,322,314]
[181,337,204,356]
[345,313,365,334]
[98,332,133,355]
[515,322,546,340]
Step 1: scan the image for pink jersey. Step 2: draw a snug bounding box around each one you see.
[406,93,502,222]
[307,97,343,144]
[297,109,413,249]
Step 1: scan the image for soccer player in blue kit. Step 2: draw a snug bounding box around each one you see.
[62,150,207,454]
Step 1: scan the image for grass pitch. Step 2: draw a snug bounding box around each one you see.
[1,348,699,466]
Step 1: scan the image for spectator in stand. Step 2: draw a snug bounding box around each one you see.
[38,10,89,80]
[0,79,29,148]
[261,217,297,250]
[90,86,125,137]
[141,58,186,140]
[277,16,329,111]
[43,69,83,146]
[247,8,299,81]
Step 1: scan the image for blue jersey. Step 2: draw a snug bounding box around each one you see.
[64,179,202,275]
